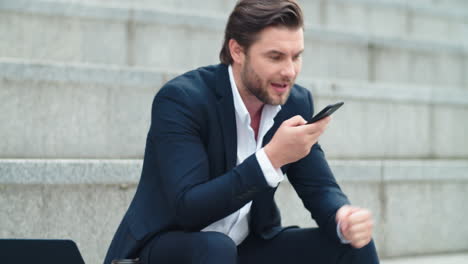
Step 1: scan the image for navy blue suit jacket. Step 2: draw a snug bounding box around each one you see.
[104,64,349,263]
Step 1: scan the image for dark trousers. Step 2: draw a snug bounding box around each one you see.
[138,227,379,264]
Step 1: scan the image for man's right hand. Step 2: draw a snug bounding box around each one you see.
[264,115,331,169]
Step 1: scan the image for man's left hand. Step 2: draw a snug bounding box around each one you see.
[336,205,374,248]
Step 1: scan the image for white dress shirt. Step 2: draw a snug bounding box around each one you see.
[201,65,284,245]
[201,65,349,245]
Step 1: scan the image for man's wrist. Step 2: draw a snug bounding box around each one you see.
[264,144,283,169]
[337,221,351,244]
[256,149,284,187]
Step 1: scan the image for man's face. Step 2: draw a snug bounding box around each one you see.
[239,26,304,106]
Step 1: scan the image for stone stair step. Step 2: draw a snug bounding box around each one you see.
[47,0,468,43]
[1,0,467,87]
[412,0,468,9]
[1,158,468,263]
[277,159,468,258]
[381,253,468,264]
[1,58,467,159]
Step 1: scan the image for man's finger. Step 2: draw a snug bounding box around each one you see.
[305,116,331,128]
[349,231,371,243]
[351,237,372,249]
[348,209,372,225]
[348,221,373,235]
[283,115,307,127]
[301,117,332,137]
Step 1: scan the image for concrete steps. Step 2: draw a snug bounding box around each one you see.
[2,159,468,263]
[278,159,468,258]
[19,0,468,43]
[1,0,467,87]
[381,253,468,264]
[413,0,468,9]
[0,159,139,264]
[1,0,467,263]
[2,58,468,159]
[46,0,468,43]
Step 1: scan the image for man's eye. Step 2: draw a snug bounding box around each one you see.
[270,56,281,61]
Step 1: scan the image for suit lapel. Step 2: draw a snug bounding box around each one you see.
[262,106,287,147]
[214,64,237,171]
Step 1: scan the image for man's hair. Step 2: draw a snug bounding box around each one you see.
[219,0,304,65]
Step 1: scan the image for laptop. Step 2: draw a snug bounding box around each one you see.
[0,239,85,264]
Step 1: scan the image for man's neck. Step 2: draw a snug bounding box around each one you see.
[250,104,264,140]
[231,64,264,119]
[239,86,264,140]
[231,64,264,139]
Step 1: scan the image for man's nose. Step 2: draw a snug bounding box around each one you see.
[281,59,296,79]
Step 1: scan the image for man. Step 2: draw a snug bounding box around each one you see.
[104,0,379,263]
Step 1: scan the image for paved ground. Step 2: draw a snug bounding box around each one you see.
[381,253,468,264]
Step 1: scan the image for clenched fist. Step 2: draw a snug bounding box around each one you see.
[336,205,374,249]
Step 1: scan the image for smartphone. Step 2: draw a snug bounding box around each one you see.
[308,102,344,124]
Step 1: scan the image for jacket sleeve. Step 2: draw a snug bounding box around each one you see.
[286,90,350,243]
[147,84,271,231]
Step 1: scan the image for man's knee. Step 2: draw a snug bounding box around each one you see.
[142,231,237,264]
[342,239,379,264]
[196,232,237,262]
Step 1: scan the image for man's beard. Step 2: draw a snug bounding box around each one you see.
[240,58,292,106]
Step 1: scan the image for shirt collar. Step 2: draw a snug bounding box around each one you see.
[228,65,281,125]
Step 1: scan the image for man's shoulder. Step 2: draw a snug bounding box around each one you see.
[158,64,226,98]
[285,83,312,107]
[290,83,310,97]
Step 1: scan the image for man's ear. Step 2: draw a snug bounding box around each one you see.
[229,39,245,64]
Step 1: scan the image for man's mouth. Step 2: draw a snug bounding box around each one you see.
[271,82,290,93]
